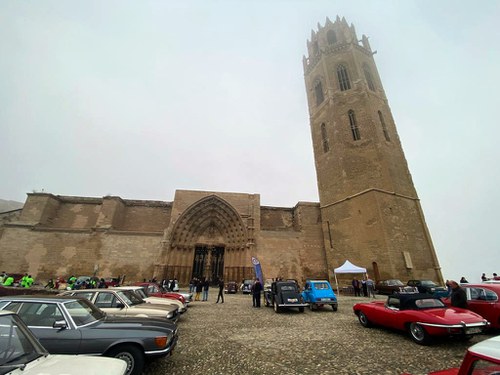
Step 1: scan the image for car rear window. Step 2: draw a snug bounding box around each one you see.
[313,283,330,290]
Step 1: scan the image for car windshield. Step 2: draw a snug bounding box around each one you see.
[279,284,297,292]
[133,288,148,299]
[63,299,105,326]
[414,298,445,309]
[313,282,330,290]
[0,314,44,373]
[388,280,404,286]
[116,290,144,306]
[420,280,436,287]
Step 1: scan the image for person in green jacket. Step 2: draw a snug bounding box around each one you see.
[2,276,14,286]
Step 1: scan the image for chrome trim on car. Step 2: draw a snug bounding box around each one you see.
[417,321,488,328]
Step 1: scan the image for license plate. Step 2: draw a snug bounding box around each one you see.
[467,327,482,334]
[321,298,330,301]
[287,298,298,303]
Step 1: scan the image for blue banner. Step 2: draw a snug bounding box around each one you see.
[251,256,264,283]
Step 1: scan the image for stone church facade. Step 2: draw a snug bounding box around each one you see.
[0,17,443,286]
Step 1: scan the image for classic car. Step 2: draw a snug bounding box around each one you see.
[266,281,308,313]
[375,279,405,295]
[113,286,186,314]
[0,295,178,375]
[403,334,500,374]
[60,288,179,322]
[0,310,127,375]
[241,279,254,294]
[134,282,190,306]
[407,280,448,298]
[353,293,489,345]
[224,281,238,294]
[301,279,338,311]
[442,283,500,329]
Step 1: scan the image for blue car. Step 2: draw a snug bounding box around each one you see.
[301,279,338,311]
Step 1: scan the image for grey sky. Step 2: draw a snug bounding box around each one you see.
[1,1,499,283]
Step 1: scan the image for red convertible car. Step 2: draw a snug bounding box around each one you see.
[353,293,489,345]
[442,283,500,329]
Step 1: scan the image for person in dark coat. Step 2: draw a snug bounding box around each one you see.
[450,280,468,309]
[195,278,203,301]
[252,278,263,308]
[216,278,224,303]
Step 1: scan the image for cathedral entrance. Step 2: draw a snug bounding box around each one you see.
[191,245,225,284]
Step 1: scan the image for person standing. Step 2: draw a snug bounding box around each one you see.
[365,275,375,298]
[352,278,361,297]
[361,278,368,297]
[195,278,203,301]
[202,278,210,301]
[481,273,489,282]
[252,278,263,307]
[450,280,468,308]
[216,278,224,304]
[459,276,469,284]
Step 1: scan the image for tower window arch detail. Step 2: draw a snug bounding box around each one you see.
[363,64,376,91]
[321,123,329,152]
[378,111,391,141]
[314,80,325,106]
[337,64,351,91]
[348,110,361,141]
[327,29,337,45]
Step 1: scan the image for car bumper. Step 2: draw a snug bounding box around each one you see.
[418,321,489,335]
[278,303,308,308]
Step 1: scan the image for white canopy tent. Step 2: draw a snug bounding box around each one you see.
[333,260,367,295]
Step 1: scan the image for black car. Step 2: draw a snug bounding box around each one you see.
[0,295,178,375]
[241,279,253,294]
[265,281,308,313]
[407,280,448,297]
[224,281,238,294]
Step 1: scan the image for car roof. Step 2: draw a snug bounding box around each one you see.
[468,335,500,360]
[391,293,438,310]
[307,279,329,283]
[112,286,142,290]
[0,295,83,303]
[463,283,500,289]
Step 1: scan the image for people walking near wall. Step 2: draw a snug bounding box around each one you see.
[365,275,375,298]
[216,279,224,303]
[352,278,361,297]
[361,278,368,297]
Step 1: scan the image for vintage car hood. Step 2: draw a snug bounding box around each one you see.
[129,302,177,313]
[144,296,181,307]
[416,307,486,323]
[100,315,177,332]
[15,354,126,375]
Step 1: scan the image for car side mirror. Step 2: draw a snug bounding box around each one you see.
[53,320,67,329]
[116,302,125,309]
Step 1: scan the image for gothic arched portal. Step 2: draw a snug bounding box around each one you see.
[158,195,253,284]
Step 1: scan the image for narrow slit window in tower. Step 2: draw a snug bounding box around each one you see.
[348,110,361,141]
[337,65,351,91]
[327,29,337,45]
[321,123,329,152]
[312,41,319,55]
[378,111,391,141]
[364,64,376,91]
[314,80,324,106]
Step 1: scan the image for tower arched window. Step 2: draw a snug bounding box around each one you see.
[348,110,360,141]
[327,29,337,45]
[337,64,351,91]
[321,123,329,152]
[314,80,324,106]
[363,64,376,91]
[378,111,391,141]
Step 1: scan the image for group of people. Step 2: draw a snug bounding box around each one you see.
[351,276,376,298]
[189,277,225,303]
[481,273,500,282]
[0,272,33,287]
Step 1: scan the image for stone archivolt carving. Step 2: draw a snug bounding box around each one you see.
[169,195,248,251]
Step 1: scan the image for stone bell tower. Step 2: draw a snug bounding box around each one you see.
[303,16,443,283]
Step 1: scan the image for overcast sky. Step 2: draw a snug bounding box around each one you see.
[1,0,499,283]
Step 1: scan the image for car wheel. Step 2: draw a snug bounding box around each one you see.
[408,323,431,345]
[108,345,144,375]
[299,307,305,313]
[332,304,337,312]
[358,311,371,327]
[273,301,281,313]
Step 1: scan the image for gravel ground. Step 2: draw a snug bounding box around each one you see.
[144,292,495,375]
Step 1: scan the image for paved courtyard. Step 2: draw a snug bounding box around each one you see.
[144,292,495,375]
